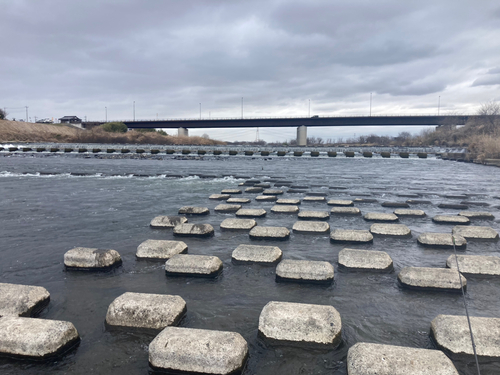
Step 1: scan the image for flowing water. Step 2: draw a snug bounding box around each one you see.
[0,154,499,375]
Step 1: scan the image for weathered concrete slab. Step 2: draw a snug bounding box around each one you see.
[446,254,500,276]
[64,247,122,270]
[353,198,378,203]
[214,204,242,213]
[106,292,186,329]
[459,211,495,220]
[461,201,490,207]
[452,225,499,240]
[276,198,301,205]
[255,183,271,188]
[227,197,251,204]
[330,229,373,243]
[381,201,410,208]
[221,188,242,194]
[232,244,282,264]
[276,260,334,283]
[438,203,468,209]
[397,193,421,198]
[0,283,50,317]
[431,314,500,358]
[258,301,342,347]
[136,240,187,260]
[165,254,222,277]
[178,206,210,215]
[327,199,353,206]
[245,187,264,193]
[432,215,470,224]
[255,195,277,201]
[417,233,467,249]
[287,189,307,193]
[398,267,466,292]
[407,199,432,204]
[249,226,290,241]
[307,192,328,197]
[150,215,188,228]
[149,327,248,374]
[302,196,326,202]
[209,194,230,200]
[292,221,330,233]
[263,189,284,195]
[235,208,267,218]
[0,316,79,359]
[220,218,257,230]
[338,249,393,271]
[271,205,299,213]
[173,223,214,237]
[331,207,361,215]
[363,212,399,222]
[394,209,426,217]
[347,342,459,375]
[298,210,330,220]
[370,223,411,236]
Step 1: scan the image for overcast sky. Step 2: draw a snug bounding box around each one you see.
[2,0,500,142]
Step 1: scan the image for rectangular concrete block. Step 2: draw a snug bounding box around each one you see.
[232,244,282,264]
[0,283,50,317]
[276,259,334,284]
[136,240,187,260]
[165,254,222,277]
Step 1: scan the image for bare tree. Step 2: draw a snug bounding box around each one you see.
[0,108,6,120]
[477,101,500,116]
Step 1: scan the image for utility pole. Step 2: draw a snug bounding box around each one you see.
[369,93,372,116]
[105,107,107,122]
[438,96,441,116]
[25,106,28,122]
[199,103,201,119]
[241,97,243,119]
[308,99,310,117]
[133,101,135,121]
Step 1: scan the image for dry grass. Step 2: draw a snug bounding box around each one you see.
[466,132,500,161]
[0,120,225,145]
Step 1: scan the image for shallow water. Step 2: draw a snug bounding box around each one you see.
[0,154,499,374]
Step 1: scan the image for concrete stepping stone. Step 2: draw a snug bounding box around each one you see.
[276,260,334,283]
[370,223,411,236]
[276,198,301,205]
[149,327,248,374]
[303,196,326,202]
[232,244,282,264]
[397,193,420,198]
[0,316,80,360]
[271,205,299,213]
[394,209,426,217]
[0,283,50,317]
[136,240,187,260]
[330,229,373,243]
[459,211,495,220]
[291,185,309,189]
[363,212,399,222]
[431,314,500,358]
[165,254,222,277]
[287,188,307,193]
[249,226,290,241]
[338,249,393,271]
[438,203,468,209]
[227,197,251,204]
[258,301,342,347]
[214,204,242,212]
[242,179,260,185]
[347,342,459,375]
[64,247,122,271]
[307,192,328,197]
[432,215,470,224]
[417,233,467,249]
[381,201,410,208]
[178,206,210,215]
[353,198,378,203]
[263,189,284,195]
[221,188,241,194]
[255,183,271,188]
[452,225,499,240]
[444,194,468,199]
[328,199,354,206]
[461,200,490,207]
[209,194,230,200]
[150,215,188,228]
[235,208,266,218]
[220,218,257,230]
[106,292,186,330]
[329,186,348,190]
[446,254,500,276]
[173,223,214,237]
[331,207,361,215]
[245,187,263,193]
[398,267,466,292]
[407,199,432,204]
[292,221,330,233]
[298,210,330,220]
[255,195,277,201]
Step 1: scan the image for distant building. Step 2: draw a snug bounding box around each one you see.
[59,116,82,124]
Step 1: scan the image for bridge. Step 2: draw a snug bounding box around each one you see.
[121,114,474,146]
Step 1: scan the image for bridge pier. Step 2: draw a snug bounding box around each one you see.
[297,126,307,146]
[178,127,189,137]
